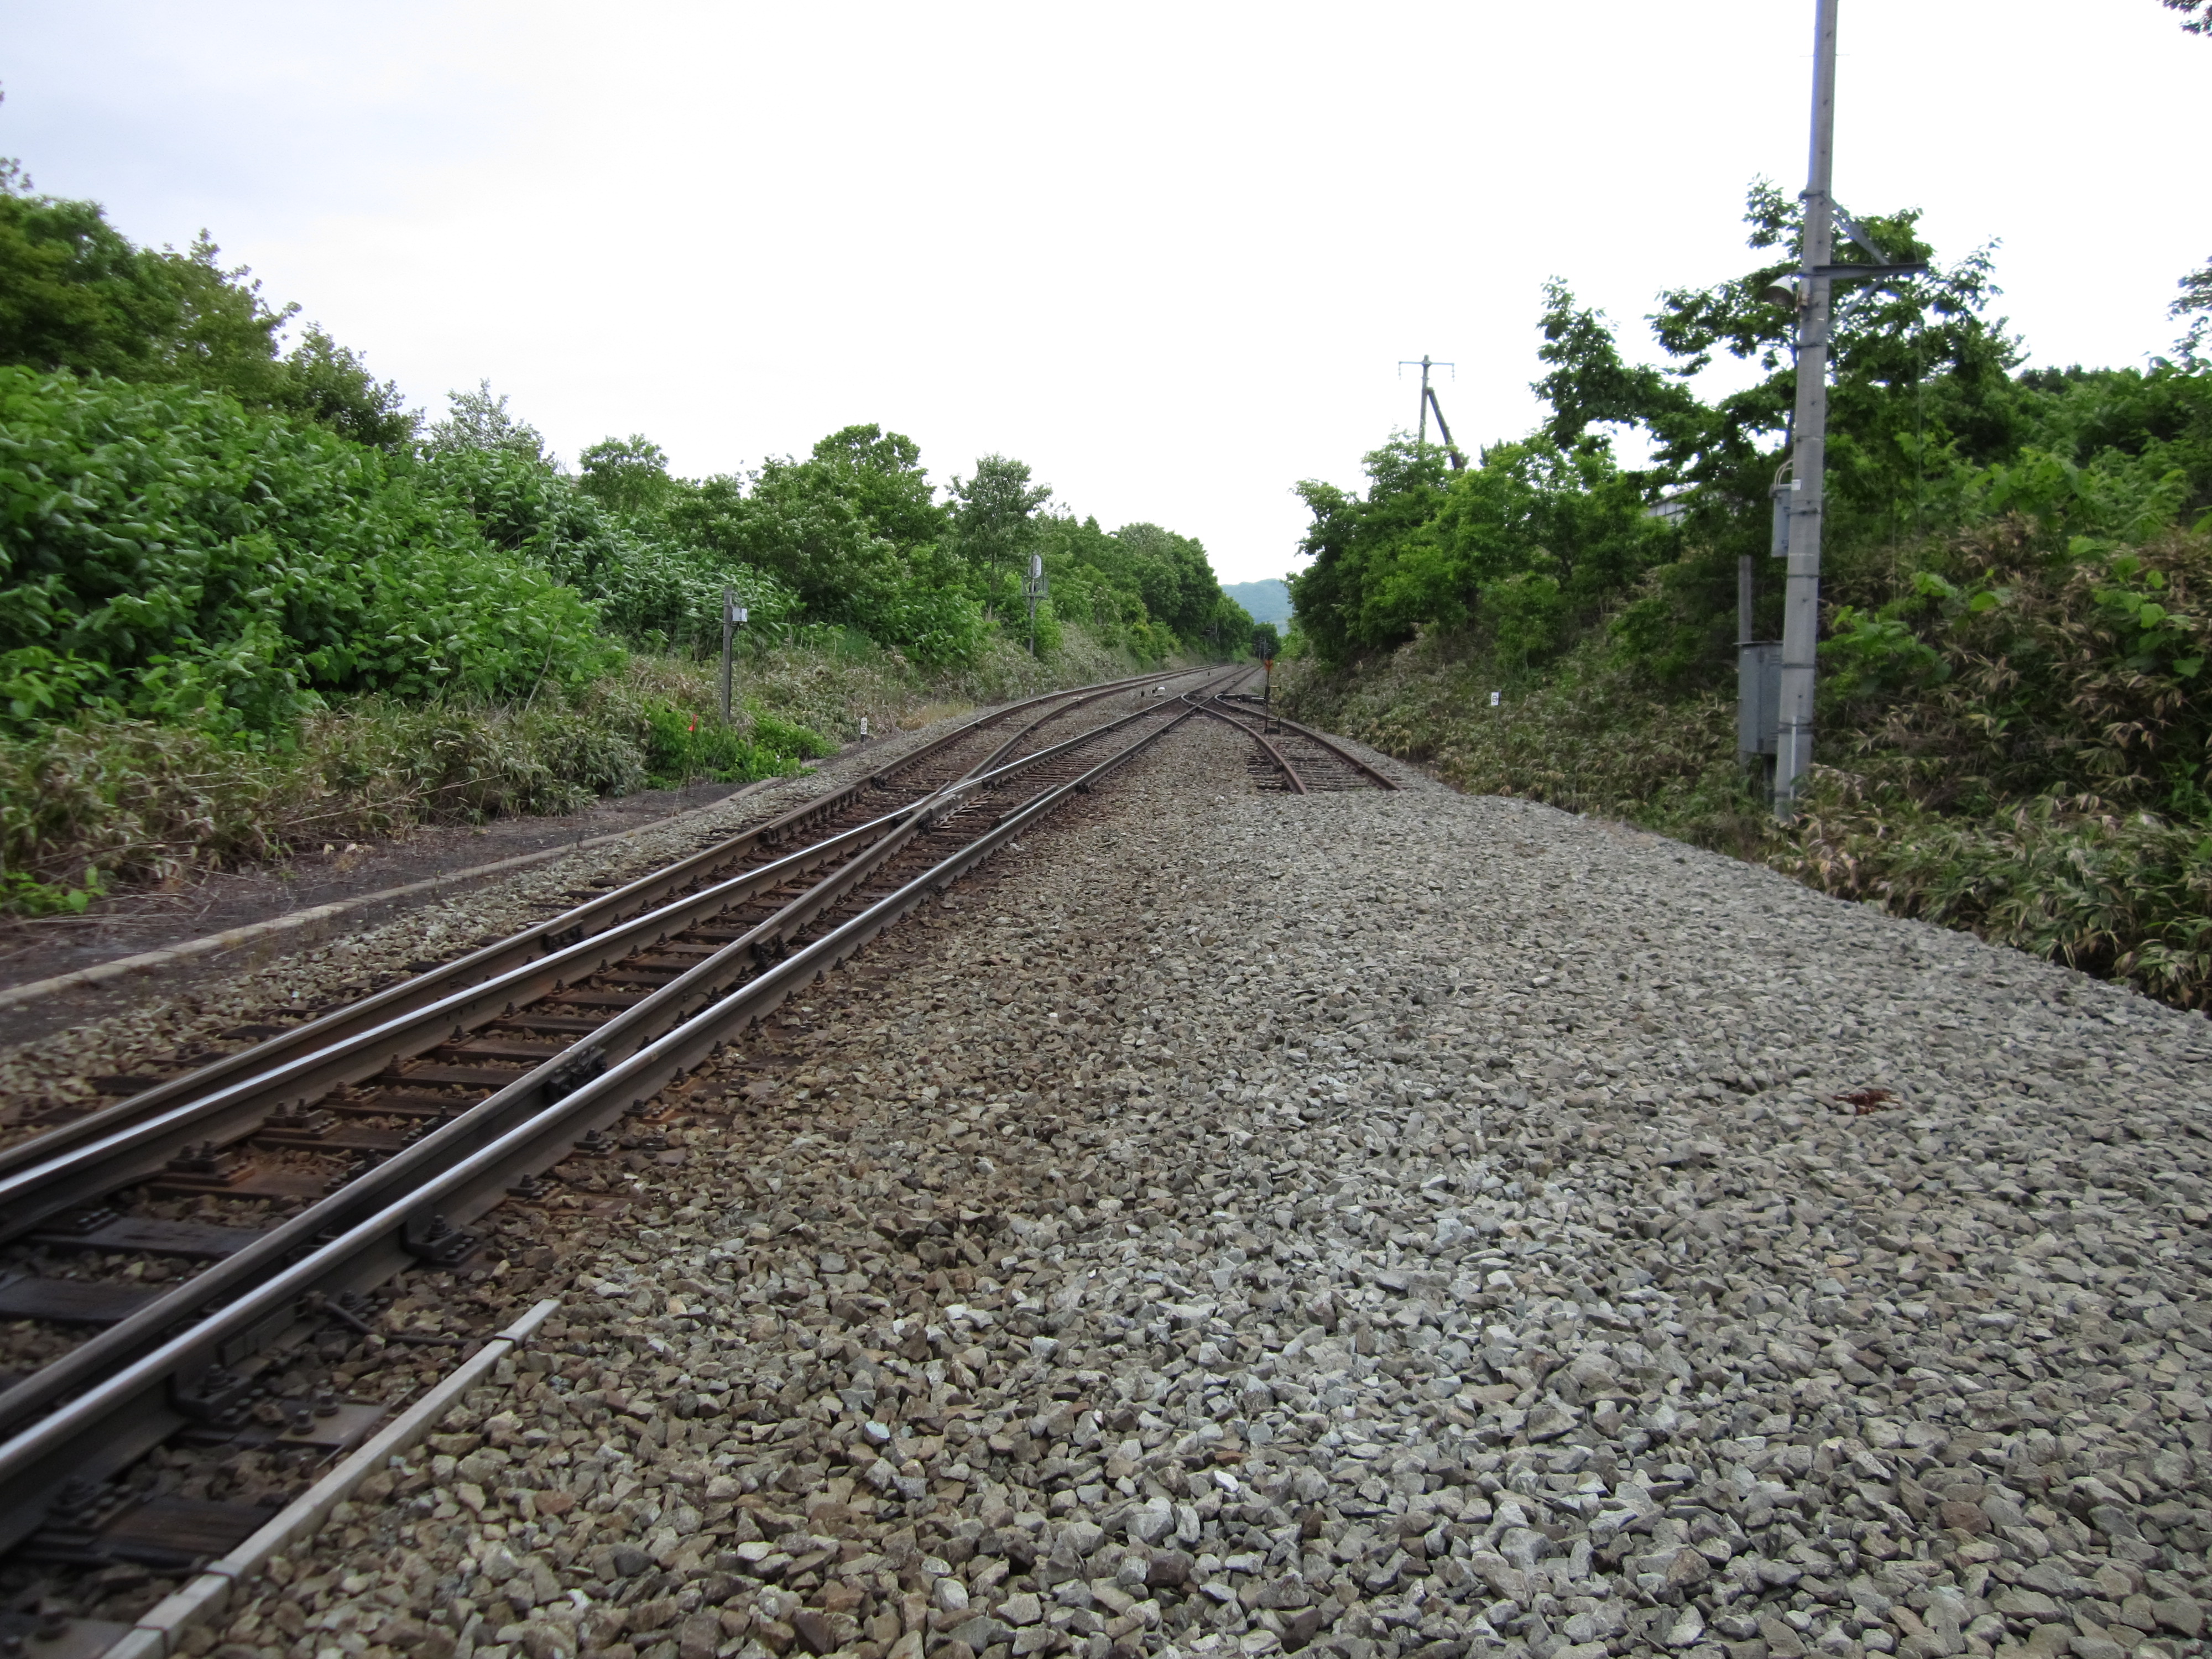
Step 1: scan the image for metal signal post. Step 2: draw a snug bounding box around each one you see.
[720,588,748,726]
[1024,553,1046,656]
[1254,627,1279,729]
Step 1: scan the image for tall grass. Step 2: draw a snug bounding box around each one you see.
[0,625,1160,912]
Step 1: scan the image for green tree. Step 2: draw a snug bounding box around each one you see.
[579,434,675,515]
[0,161,180,377]
[1535,181,2022,683]
[660,427,980,665]
[1287,433,1674,670]
[810,424,949,552]
[0,166,309,405]
[2,163,421,447]
[950,453,1052,593]
[278,325,418,450]
[2165,0,2210,34]
[425,379,549,461]
[2174,258,2212,366]
[1287,440,1457,665]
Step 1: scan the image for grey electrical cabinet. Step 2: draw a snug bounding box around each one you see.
[1738,641,1782,758]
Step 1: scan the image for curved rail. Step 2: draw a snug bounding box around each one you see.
[1194,701,1308,794]
[1201,696,1399,792]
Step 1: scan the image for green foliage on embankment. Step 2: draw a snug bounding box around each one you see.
[1282,186,2212,1008]
[0,166,1250,910]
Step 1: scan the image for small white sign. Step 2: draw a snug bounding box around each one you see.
[1489,690,1501,707]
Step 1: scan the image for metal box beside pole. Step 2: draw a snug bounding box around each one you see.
[1738,641,1783,759]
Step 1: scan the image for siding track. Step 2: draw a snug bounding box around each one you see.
[1202,691,1399,794]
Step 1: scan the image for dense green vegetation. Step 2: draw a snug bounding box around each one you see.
[1285,185,2212,1007]
[0,167,1250,911]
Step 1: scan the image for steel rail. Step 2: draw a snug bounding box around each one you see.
[0,805,924,1241]
[0,683,1229,1452]
[1207,697,1400,791]
[962,676,1174,781]
[1192,701,1308,794]
[0,684,1214,1556]
[0,669,1197,1185]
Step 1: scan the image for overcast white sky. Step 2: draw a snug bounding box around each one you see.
[2,3,2202,583]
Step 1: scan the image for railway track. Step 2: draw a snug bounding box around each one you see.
[0,669,1232,1569]
[1203,691,1399,794]
[0,667,1201,1171]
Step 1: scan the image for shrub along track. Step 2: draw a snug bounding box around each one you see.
[0,671,1238,1582]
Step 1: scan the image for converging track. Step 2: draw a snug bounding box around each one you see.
[0,670,1238,1563]
[1203,690,1399,795]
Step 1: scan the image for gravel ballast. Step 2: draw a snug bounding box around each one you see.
[40,719,2212,1659]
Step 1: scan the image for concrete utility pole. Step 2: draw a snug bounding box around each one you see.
[1772,0,1839,816]
[1399,357,1454,448]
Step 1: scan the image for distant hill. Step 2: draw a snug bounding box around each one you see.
[1223,578,1292,625]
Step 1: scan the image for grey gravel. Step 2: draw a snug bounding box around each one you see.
[165,718,2210,1659]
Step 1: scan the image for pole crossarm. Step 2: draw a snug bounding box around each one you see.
[1813,261,1927,281]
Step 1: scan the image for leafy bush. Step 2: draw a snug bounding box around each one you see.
[638,701,828,790]
[750,709,837,760]
[0,626,1157,901]
[0,164,1255,909]
[0,368,615,740]
[1271,175,2212,1009]
[1776,774,2212,1010]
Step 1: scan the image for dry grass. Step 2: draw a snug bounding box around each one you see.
[0,627,1175,912]
[896,701,975,732]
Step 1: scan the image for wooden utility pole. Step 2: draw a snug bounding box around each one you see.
[1399,356,1455,448]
